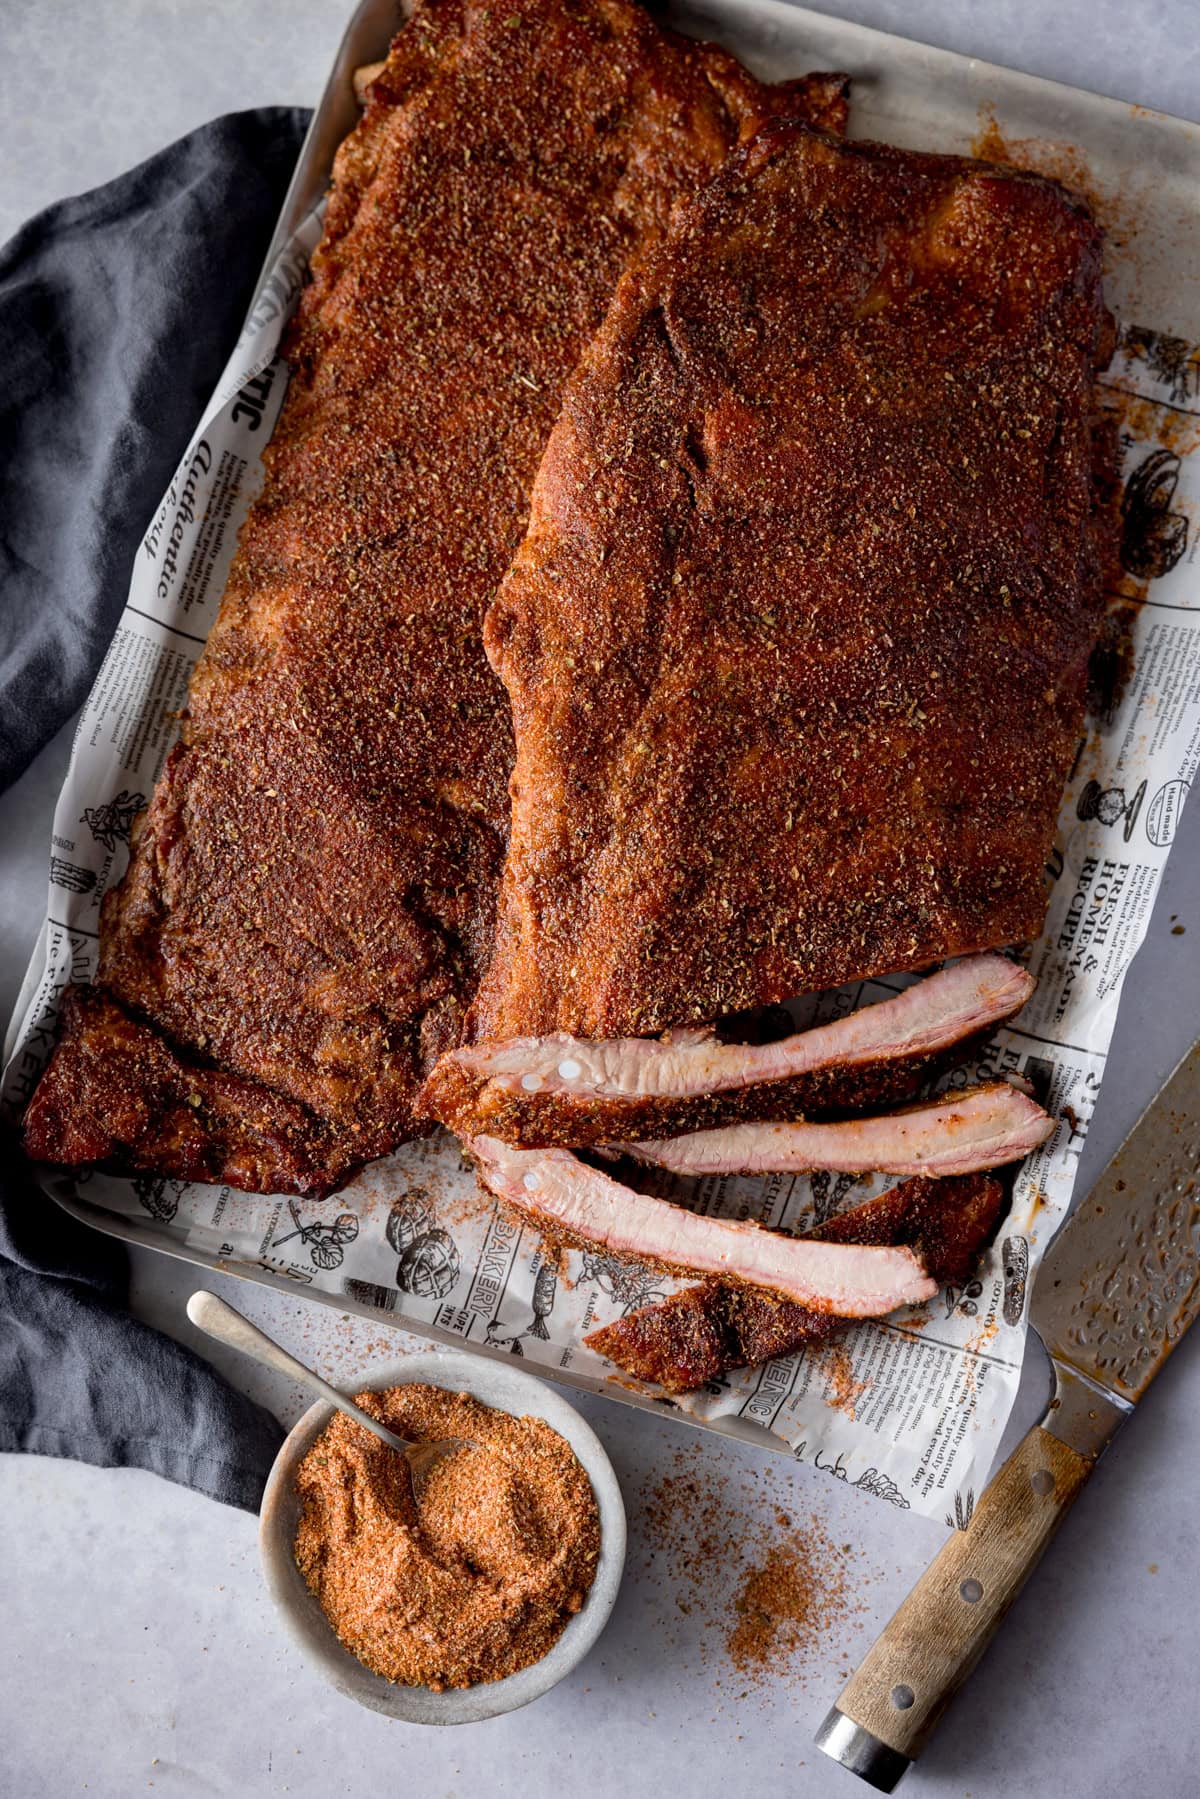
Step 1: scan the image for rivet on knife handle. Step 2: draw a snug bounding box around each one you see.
[815,1422,1093,1790]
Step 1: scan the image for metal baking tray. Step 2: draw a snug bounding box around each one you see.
[18,0,1200,1452]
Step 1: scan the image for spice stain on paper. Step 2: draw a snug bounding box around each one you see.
[813,1342,871,1422]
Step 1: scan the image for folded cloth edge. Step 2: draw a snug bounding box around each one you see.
[1,109,313,1509]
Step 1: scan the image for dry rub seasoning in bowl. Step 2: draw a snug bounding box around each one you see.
[293,1384,601,1690]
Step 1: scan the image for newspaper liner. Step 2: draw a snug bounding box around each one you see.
[4,203,1198,1524]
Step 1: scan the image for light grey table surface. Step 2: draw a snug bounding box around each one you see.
[2,4,1198,1797]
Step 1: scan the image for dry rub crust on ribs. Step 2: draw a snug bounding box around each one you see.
[467,122,1116,1049]
[585,1172,1005,1391]
[24,987,339,1196]
[22,0,848,1198]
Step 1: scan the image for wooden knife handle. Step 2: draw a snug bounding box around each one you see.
[817,1424,1092,1790]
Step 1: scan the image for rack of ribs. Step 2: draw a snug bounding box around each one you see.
[427,119,1114,1150]
[22,0,846,1197]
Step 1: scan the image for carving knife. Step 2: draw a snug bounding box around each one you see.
[815,1037,1200,1790]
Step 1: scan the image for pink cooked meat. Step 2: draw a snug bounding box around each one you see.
[421,954,1034,1146]
[584,1172,1006,1391]
[470,1135,937,1315]
[622,1082,1052,1179]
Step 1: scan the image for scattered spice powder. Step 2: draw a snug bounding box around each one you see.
[294,1384,600,1690]
[633,1441,864,1694]
[729,1535,846,1673]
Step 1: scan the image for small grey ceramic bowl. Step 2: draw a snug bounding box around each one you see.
[259,1350,626,1723]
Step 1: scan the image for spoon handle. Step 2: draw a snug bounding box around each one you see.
[186,1289,408,1454]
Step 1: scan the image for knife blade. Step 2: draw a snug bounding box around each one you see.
[815,1038,1200,1792]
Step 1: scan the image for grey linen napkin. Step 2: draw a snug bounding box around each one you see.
[0,108,311,1508]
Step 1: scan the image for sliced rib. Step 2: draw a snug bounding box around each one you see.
[584,1172,1005,1391]
[623,1083,1052,1179]
[421,954,1033,1146]
[470,1135,936,1316]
